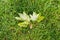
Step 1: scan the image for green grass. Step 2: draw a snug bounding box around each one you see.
[0,0,60,40]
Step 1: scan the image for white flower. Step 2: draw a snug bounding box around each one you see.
[15,12,30,21]
[30,12,39,21]
[15,12,39,22]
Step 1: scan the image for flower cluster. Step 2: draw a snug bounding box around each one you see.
[15,12,44,29]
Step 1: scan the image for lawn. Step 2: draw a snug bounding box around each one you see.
[0,0,60,40]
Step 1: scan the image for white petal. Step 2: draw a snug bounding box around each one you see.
[18,13,22,16]
[33,12,36,15]
[30,15,32,18]
[15,17,21,20]
[23,12,26,15]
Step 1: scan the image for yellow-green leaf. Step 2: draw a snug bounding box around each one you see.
[18,21,29,27]
[37,16,44,22]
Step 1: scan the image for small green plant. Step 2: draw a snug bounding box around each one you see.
[15,12,44,29]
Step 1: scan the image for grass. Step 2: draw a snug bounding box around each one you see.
[0,0,60,40]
